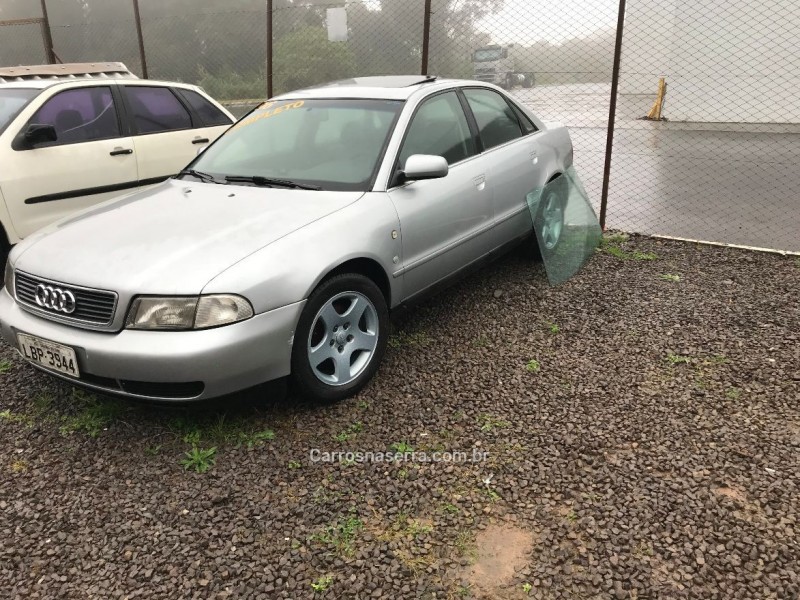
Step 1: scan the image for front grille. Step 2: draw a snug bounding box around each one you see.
[15,271,117,326]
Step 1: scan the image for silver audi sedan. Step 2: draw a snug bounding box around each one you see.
[0,75,573,403]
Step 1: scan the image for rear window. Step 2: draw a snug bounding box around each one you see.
[0,88,38,134]
[176,89,232,127]
[125,86,192,134]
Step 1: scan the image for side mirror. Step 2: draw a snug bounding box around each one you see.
[23,123,58,147]
[402,154,449,182]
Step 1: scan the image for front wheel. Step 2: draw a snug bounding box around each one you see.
[291,274,388,403]
[522,73,534,88]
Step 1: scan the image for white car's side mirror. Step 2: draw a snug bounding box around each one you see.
[402,154,449,181]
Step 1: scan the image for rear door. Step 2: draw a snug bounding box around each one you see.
[3,85,137,238]
[121,84,230,183]
[388,90,491,300]
[461,87,543,245]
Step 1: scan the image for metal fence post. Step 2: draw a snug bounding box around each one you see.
[266,0,274,98]
[132,0,148,78]
[599,0,627,230]
[420,0,432,75]
[39,0,56,64]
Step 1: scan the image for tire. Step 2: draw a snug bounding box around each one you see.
[532,177,567,260]
[505,73,514,89]
[522,74,534,88]
[291,273,388,403]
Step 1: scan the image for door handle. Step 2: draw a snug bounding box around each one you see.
[192,138,210,145]
[473,174,486,191]
[110,148,133,156]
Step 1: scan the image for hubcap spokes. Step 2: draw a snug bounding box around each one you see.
[307,292,379,386]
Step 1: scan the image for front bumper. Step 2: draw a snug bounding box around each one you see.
[0,288,305,402]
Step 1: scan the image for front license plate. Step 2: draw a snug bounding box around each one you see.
[17,333,80,378]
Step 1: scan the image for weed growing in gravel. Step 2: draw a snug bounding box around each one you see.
[388,330,433,349]
[457,585,471,597]
[334,422,363,443]
[660,273,681,282]
[440,503,459,515]
[601,232,629,246]
[145,445,162,456]
[310,574,333,593]
[665,353,691,365]
[453,529,477,562]
[726,387,742,400]
[566,510,578,522]
[522,582,533,594]
[10,459,28,473]
[471,334,490,348]
[180,446,217,473]
[391,441,414,453]
[59,392,128,438]
[288,460,301,469]
[357,400,369,409]
[526,359,541,373]
[478,414,509,432]
[238,429,275,449]
[545,321,560,334]
[406,519,433,538]
[313,516,364,556]
[0,359,13,374]
[0,409,33,427]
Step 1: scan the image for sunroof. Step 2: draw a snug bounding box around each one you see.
[323,75,438,88]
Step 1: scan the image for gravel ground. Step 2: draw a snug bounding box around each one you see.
[0,235,798,600]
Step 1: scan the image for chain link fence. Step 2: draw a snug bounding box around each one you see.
[0,19,48,66]
[1,0,798,253]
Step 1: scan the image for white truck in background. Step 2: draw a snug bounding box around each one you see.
[472,44,534,89]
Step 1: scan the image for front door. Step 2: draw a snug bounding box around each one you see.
[387,91,492,300]
[3,85,137,238]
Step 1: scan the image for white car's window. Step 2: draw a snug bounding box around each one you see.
[125,86,192,134]
[0,88,38,134]
[398,91,476,166]
[463,88,523,151]
[27,86,120,146]
[189,98,403,192]
[176,88,232,127]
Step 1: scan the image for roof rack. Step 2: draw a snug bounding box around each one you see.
[408,75,438,86]
[0,62,137,84]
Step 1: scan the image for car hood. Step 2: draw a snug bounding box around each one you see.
[14,180,364,294]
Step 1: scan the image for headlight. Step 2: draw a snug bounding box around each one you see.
[125,295,253,330]
[4,260,14,296]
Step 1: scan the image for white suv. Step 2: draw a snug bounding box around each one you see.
[0,63,234,261]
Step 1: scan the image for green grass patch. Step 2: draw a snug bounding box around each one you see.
[660,273,681,282]
[180,446,217,473]
[0,360,13,374]
[526,359,541,373]
[312,516,364,556]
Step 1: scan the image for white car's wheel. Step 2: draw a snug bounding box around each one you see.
[291,274,388,402]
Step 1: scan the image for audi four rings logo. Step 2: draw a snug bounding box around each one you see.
[35,284,77,314]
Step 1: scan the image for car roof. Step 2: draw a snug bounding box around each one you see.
[272,75,490,101]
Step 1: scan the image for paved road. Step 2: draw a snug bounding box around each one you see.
[512,85,800,252]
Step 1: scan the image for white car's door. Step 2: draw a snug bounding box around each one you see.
[121,84,232,182]
[388,90,493,300]
[2,85,138,238]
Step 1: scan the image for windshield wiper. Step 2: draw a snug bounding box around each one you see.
[177,169,226,184]
[224,175,321,191]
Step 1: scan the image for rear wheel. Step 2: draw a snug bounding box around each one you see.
[522,73,534,88]
[529,178,567,260]
[291,274,388,403]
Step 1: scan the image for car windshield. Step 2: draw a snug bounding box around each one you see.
[473,48,503,62]
[0,88,38,134]
[191,98,404,192]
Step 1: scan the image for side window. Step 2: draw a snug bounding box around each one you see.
[28,87,120,145]
[463,88,523,150]
[125,86,192,134]
[398,91,476,167]
[176,89,233,127]
[511,103,538,134]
